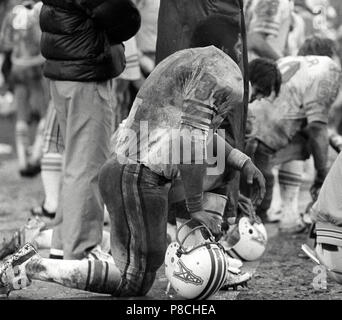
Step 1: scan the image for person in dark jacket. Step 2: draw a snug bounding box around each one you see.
[39,0,141,260]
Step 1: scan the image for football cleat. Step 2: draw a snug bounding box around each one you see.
[0,229,22,261]
[226,256,243,271]
[220,270,251,291]
[30,204,56,225]
[0,243,38,295]
[267,209,283,223]
[0,217,45,260]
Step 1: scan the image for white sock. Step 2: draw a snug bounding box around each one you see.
[268,166,282,215]
[278,161,304,226]
[41,153,62,213]
[30,118,46,165]
[15,121,29,169]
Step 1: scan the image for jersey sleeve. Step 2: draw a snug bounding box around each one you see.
[181,69,218,133]
[303,63,342,124]
[178,62,222,163]
[249,0,284,37]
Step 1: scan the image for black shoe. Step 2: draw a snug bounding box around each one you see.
[31,204,55,219]
[19,164,41,178]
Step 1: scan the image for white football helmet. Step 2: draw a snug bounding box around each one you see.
[227,217,268,262]
[165,221,227,300]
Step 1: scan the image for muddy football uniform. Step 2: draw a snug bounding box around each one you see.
[100,46,243,296]
[251,55,341,152]
[112,45,243,179]
[249,55,341,220]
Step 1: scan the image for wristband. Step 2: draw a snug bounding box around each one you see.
[185,193,204,213]
[227,148,251,170]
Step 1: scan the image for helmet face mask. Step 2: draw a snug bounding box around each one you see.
[165,221,227,300]
[228,217,268,262]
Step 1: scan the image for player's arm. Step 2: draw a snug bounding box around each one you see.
[304,66,342,199]
[178,125,222,237]
[304,120,329,200]
[214,132,265,205]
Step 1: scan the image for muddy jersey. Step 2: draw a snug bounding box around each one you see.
[250,55,341,151]
[112,46,243,179]
[245,0,292,59]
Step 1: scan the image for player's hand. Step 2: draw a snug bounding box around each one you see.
[310,183,321,202]
[310,170,326,201]
[241,159,266,206]
[237,193,262,224]
[190,210,223,240]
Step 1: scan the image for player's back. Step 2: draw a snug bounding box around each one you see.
[112,45,243,178]
[277,55,341,120]
[251,55,341,151]
[120,45,242,134]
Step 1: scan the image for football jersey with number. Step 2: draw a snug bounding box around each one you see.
[250,55,341,151]
[245,0,292,59]
[112,46,243,179]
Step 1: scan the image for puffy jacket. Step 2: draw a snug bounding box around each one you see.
[40,0,141,81]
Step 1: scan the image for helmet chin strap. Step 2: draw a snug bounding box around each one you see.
[175,219,225,257]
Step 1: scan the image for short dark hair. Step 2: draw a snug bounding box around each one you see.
[297,36,337,57]
[190,14,241,63]
[248,58,282,97]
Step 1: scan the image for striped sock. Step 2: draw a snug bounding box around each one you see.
[27,257,122,294]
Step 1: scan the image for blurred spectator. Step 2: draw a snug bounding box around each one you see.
[244,0,293,60]
[134,0,160,76]
[1,1,48,177]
